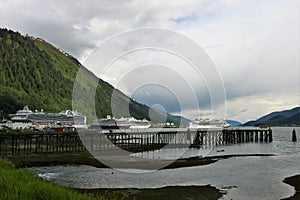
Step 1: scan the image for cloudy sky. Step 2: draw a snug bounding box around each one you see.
[1,0,299,122]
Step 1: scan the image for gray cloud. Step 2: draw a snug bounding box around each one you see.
[0,0,298,121]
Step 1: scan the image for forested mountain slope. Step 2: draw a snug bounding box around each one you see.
[0,28,180,124]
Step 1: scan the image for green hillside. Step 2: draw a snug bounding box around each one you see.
[0,28,180,124]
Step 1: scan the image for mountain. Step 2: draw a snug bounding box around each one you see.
[172,115,191,126]
[257,107,299,122]
[243,107,300,126]
[225,120,242,127]
[0,28,180,124]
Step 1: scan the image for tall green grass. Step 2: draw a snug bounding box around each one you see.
[0,158,120,200]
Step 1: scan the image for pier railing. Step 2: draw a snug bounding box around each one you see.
[0,127,272,157]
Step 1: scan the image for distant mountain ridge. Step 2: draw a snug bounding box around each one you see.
[257,107,299,122]
[172,115,191,126]
[226,120,242,127]
[244,106,300,126]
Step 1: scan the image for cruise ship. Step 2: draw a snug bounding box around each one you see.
[8,106,87,130]
[90,116,151,130]
[9,105,33,122]
[128,117,151,129]
[188,118,231,129]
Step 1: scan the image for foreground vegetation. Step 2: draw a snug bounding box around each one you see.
[0,158,121,200]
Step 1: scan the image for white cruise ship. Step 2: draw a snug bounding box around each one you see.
[128,117,151,129]
[188,118,231,129]
[9,105,33,122]
[8,106,87,130]
[90,116,151,130]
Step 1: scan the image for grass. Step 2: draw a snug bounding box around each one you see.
[0,158,125,200]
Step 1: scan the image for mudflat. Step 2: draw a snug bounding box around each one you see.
[75,185,224,200]
[282,174,300,200]
[9,151,274,169]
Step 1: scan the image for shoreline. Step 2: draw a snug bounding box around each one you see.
[282,174,300,200]
[8,151,276,169]
[7,152,285,200]
[75,185,225,200]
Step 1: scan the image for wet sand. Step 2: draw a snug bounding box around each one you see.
[9,151,275,169]
[9,151,216,169]
[75,185,224,200]
[10,152,106,168]
[282,174,300,200]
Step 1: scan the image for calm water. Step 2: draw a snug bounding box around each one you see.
[30,127,300,200]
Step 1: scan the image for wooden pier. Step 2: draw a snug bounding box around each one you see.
[0,127,272,157]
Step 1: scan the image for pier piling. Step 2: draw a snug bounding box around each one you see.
[268,129,273,142]
[292,129,297,142]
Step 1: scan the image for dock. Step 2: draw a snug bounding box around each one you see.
[0,127,272,157]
